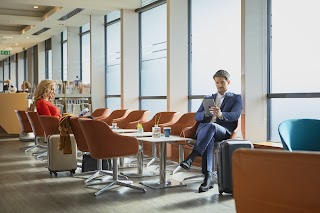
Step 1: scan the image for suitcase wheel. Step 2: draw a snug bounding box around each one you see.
[70,169,76,175]
[53,171,58,177]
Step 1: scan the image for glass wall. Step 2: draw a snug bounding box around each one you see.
[80,23,91,84]
[268,0,320,141]
[140,3,167,117]
[105,11,121,110]
[62,30,68,81]
[189,0,241,112]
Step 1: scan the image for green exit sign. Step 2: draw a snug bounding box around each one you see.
[0,50,10,55]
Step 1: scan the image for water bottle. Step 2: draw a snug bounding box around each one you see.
[78,108,89,117]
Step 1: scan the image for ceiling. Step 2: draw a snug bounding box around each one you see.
[0,0,141,61]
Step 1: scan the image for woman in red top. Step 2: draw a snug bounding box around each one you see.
[33,80,61,119]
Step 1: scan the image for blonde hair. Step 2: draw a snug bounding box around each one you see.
[33,80,56,104]
[21,81,32,90]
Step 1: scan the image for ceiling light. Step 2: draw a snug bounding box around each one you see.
[3,36,13,39]
[33,6,39,9]
[15,43,18,45]
[26,37,30,39]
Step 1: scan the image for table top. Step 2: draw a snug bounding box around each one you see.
[113,128,138,133]
[120,132,153,137]
[137,135,192,143]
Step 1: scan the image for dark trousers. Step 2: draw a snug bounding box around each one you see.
[193,123,230,174]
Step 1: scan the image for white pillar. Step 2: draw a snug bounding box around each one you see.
[167,0,189,113]
[37,41,46,81]
[121,9,139,109]
[242,0,268,141]
[90,15,105,110]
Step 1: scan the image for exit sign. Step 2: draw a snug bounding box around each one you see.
[0,50,10,55]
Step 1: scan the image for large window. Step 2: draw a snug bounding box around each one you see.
[62,30,68,81]
[80,23,91,84]
[268,0,320,141]
[189,0,241,112]
[105,11,121,109]
[140,3,167,117]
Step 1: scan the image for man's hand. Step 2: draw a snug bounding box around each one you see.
[209,106,223,119]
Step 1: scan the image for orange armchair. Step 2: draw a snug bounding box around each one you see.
[78,119,146,195]
[89,108,111,120]
[70,117,122,183]
[114,110,150,129]
[25,111,46,153]
[100,109,132,125]
[15,110,35,150]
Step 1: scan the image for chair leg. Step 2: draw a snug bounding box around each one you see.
[92,158,146,196]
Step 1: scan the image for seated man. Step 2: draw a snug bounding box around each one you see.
[180,69,242,193]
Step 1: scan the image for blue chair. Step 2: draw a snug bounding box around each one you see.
[278,118,320,151]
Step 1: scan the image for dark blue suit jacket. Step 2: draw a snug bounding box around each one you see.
[195,92,242,135]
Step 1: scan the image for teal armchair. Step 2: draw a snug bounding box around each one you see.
[278,118,320,151]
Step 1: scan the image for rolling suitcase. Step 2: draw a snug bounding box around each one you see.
[216,139,253,194]
[47,134,78,177]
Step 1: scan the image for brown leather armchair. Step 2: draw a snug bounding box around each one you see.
[233,149,320,213]
[15,110,35,149]
[70,117,124,183]
[114,110,150,129]
[78,118,146,196]
[25,111,46,153]
[100,109,132,125]
[89,108,111,120]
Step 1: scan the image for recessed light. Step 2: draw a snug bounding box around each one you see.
[3,36,13,39]
[15,43,18,45]
[33,6,39,9]
[26,37,30,39]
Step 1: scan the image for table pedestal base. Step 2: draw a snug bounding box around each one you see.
[140,179,186,189]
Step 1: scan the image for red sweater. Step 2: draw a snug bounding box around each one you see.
[36,99,61,119]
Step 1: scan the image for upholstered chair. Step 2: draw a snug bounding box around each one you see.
[78,118,146,196]
[100,109,132,125]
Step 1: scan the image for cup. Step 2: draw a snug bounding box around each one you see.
[163,127,171,137]
[111,123,118,129]
[152,125,161,138]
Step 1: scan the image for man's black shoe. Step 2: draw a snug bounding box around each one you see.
[199,172,214,193]
[179,159,193,170]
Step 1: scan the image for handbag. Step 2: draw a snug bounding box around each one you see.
[81,153,112,172]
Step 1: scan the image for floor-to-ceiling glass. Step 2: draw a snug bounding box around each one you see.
[268,0,320,141]
[189,0,241,112]
[140,3,167,117]
[81,23,91,84]
[105,11,121,110]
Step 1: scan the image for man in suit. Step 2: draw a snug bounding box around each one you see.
[180,70,242,193]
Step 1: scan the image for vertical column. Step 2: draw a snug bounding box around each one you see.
[121,9,139,109]
[37,41,46,82]
[17,52,24,87]
[26,47,34,86]
[90,15,105,110]
[67,27,81,80]
[51,33,62,80]
[167,0,189,113]
[242,0,268,141]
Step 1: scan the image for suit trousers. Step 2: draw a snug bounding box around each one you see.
[194,122,230,173]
